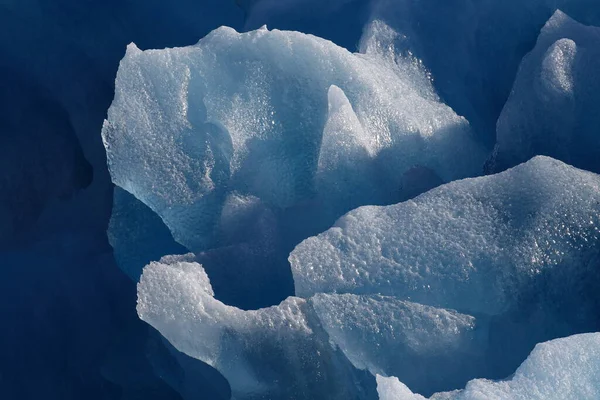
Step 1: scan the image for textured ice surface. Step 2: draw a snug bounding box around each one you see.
[376,375,426,400]
[488,11,600,173]
[368,0,600,145]
[103,24,485,253]
[137,256,375,399]
[237,0,600,146]
[291,156,600,317]
[310,294,482,394]
[377,333,600,400]
[138,257,492,398]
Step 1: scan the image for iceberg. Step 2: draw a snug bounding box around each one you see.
[488,11,600,173]
[103,23,485,306]
[97,5,600,400]
[377,333,600,400]
[103,25,485,251]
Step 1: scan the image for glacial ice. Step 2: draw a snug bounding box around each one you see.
[310,294,483,394]
[289,154,600,386]
[290,156,600,317]
[377,333,600,400]
[137,256,377,399]
[367,0,600,145]
[138,257,493,398]
[102,23,486,255]
[94,5,600,400]
[488,11,600,173]
[377,376,426,400]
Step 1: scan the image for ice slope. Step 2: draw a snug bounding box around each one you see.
[290,156,600,316]
[120,11,600,397]
[488,11,600,173]
[377,333,600,400]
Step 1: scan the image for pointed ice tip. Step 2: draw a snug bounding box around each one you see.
[259,24,268,31]
[327,85,352,113]
[545,9,575,29]
[551,9,567,21]
[126,42,142,55]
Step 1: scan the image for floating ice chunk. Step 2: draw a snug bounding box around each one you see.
[103,24,485,253]
[310,293,481,394]
[290,156,600,317]
[378,333,600,400]
[137,256,376,399]
[489,11,600,173]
